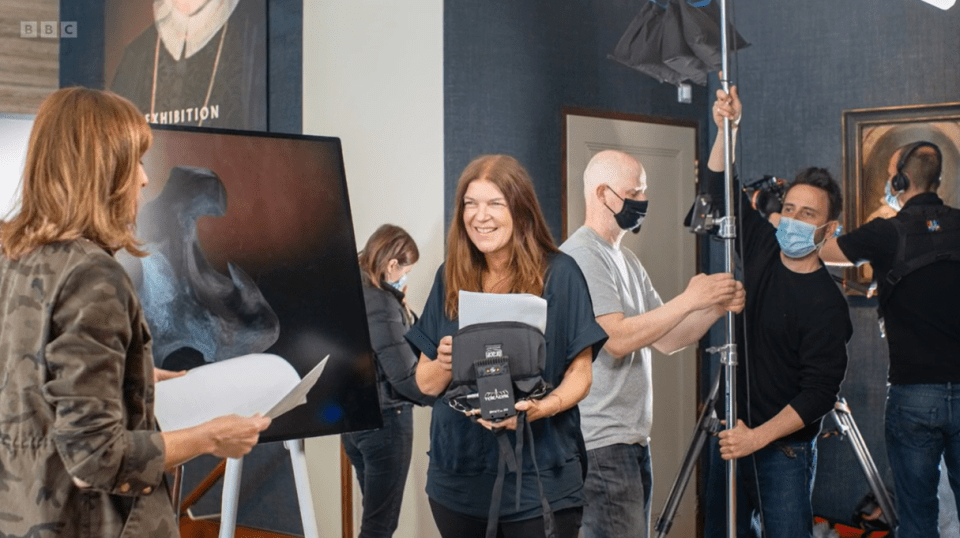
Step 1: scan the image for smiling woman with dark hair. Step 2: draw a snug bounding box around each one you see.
[406,154,607,538]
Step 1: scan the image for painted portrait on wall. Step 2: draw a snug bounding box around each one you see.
[128,125,381,442]
[105,0,267,130]
[842,103,960,291]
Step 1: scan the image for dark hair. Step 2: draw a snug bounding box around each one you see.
[444,154,558,318]
[358,224,419,289]
[901,144,943,191]
[787,167,842,221]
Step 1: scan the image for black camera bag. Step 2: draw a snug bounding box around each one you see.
[446,320,556,538]
[446,320,550,412]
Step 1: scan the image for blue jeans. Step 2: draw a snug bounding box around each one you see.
[341,405,414,538]
[886,383,960,538]
[739,439,817,538]
[581,443,652,538]
[703,435,752,538]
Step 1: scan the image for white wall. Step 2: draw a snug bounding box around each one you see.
[0,115,33,217]
[301,1,444,537]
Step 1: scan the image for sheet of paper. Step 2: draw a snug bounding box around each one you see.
[265,355,329,419]
[154,353,327,431]
[458,291,548,332]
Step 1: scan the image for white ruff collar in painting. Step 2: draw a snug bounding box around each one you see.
[154,0,240,60]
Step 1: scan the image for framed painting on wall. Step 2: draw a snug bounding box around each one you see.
[104,0,267,130]
[841,102,960,292]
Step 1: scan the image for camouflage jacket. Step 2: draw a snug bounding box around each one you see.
[0,240,178,537]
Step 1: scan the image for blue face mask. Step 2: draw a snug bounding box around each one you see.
[884,181,903,212]
[389,273,407,292]
[776,216,828,258]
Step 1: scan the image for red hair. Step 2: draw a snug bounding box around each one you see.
[444,155,557,318]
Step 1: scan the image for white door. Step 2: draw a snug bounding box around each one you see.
[565,112,699,537]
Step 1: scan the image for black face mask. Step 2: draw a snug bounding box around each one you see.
[605,187,648,233]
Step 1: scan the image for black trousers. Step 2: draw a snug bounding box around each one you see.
[428,497,583,538]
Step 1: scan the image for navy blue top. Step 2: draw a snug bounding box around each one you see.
[405,252,607,520]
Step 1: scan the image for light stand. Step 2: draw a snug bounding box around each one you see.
[825,400,898,529]
[718,2,739,537]
[663,2,740,534]
[654,367,723,537]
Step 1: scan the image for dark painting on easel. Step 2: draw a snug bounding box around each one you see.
[105,0,267,130]
[129,125,381,443]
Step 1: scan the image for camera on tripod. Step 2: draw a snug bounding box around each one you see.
[474,344,517,421]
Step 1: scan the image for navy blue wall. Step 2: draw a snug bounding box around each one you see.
[707,0,960,526]
[265,0,302,134]
[59,0,103,88]
[444,0,710,241]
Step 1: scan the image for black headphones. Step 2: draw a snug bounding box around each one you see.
[891,141,943,193]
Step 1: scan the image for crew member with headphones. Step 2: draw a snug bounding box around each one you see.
[821,141,960,538]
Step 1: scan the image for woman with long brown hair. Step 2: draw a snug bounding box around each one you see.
[343,224,434,538]
[406,154,607,537]
[0,87,270,538]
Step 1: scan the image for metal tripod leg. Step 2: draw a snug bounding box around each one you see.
[655,367,724,537]
[829,399,898,529]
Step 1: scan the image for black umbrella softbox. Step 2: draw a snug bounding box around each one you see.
[662,1,711,86]
[611,0,750,86]
[677,0,750,69]
[609,1,686,85]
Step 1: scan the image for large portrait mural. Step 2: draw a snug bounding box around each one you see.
[105,0,267,130]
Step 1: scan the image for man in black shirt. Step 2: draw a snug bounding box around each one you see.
[820,141,960,538]
[708,87,852,538]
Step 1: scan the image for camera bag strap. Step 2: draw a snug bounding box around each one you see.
[484,411,556,538]
[878,204,960,317]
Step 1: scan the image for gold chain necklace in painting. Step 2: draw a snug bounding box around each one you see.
[150,20,228,127]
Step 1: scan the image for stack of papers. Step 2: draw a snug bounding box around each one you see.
[154,353,328,431]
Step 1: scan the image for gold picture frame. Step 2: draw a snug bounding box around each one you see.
[841,102,960,293]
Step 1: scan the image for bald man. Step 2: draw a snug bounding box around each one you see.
[559,150,744,538]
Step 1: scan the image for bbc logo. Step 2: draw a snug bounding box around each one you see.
[21,21,77,39]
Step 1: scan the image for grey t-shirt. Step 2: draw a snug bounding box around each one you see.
[560,226,663,450]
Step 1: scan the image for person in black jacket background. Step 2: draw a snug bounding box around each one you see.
[342,224,434,538]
